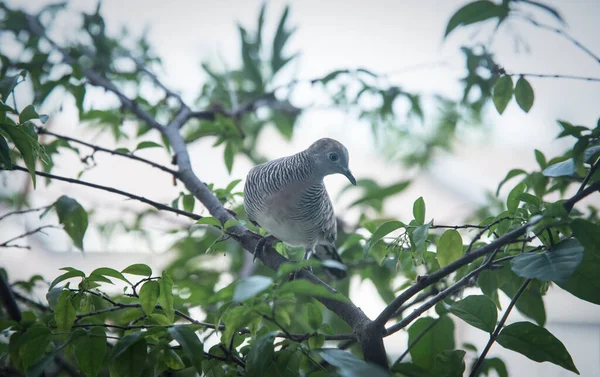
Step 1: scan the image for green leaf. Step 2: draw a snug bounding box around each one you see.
[109,338,147,377]
[49,267,85,289]
[478,357,508,377]
[411,222,431,259]
[233,275,273,302]
[74,327,106,377]
[319,349,390,377]
[542,159,575,177]
[0,134,11,168]
[0,71,26,100]
[534,149,546,169]
[19,326,52,370]
[247,332,276,377]
[515,77,534,112]
[139,280,160,315]
[437,229,463,268]
[135,141,161,150]
[492,76,514,114]
[559,219,600,305]
[168,326,204,374]
[364,220,405,255]
[0,100,17,113]
[272,6,296,75]
[279,280,349,302]
[445,1,508,37]
[497,322,579,374]
[408,316,455,370]
[430,350,466,377]
[413,197,426,224]
[54,195,88,250]
[449,295,497,333]
[54,290,76,333]
[506,182,526,213]
[19,105,44,124]
[350,180,411,207]
[306,302,323,331]
[158,273,175,322]
[496,169,526,196]
[224,142,234,173]
[195,217,222,227]
[511,239,584,284]
[1,122,39,187]
[109,332,144,361]
[90,267,131,285]
[122,263,152,277]
[223,218,240,229]
[182,194,195,213]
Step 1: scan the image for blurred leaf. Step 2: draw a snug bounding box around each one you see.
[350,180,411,208]
[139,280,160,315]
[364,220,405,255]
[476,357,508,377]
[19,105,47,124]
[54,195,88,250]
[49,267,85,289]
[511,239,584,284]
[542,159,575,177]
[0,70,26,100]
[134,141,161,150]
[492,76,513,114]
[430,350,466,377]
[233,275,273,302]
[195,217,222,227]
[450,295,497,333]
[182,194,195,213]
[20,326,52,370]
[520,1,564,24]
[437,229,463,268]
[122,264,152,277]
[55,290,76,333]
[247,332,276,377]
[158,273,175,322]
[408,316,455,370]
[223,218,240,229]
[224,142,234,173]
[74,327,106,377]
[306,302,323,331]
[109,332,144,361]
[506,182,526,213]
[271,6,296,75]
[90,267,131,285]
[413,197,426,224]
[497,322,579,374]
[319,349,390,377]
[496,169,526,196]
[109,339,147,377]
[1,122,39,188]
[279,280,349,302]
[515,77,534,112]
[168,326,204,374]
[0,134,11,168]
[445,1,509,37]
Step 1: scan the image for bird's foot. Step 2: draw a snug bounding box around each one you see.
[253,235,278,262]
[289,265,313,281]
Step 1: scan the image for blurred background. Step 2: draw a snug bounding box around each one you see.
[1,0,599,375]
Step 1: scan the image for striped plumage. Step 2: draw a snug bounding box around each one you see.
[244,138,356,278]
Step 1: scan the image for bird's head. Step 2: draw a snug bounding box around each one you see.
[307,138,356,185]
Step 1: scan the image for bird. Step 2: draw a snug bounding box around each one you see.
[243,138,356,279]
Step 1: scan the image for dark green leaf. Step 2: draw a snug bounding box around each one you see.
[319,349,391,377]
[224,142,234,173]
[364,220,405,255]
[506,182,526,213]
[54,290,76,333]
[19,105,45,124]
[430,350,466,377]
[108,338,147,377]
[492,76,513,114]
[437,229,463,268]
[90,267,131,285]
[139,280,160,315]
[121,263,152,277]
[279,280,349,302]
[478,357,508,377]
[445,1,508,37]
[0,71,26,100]
[168,326,204,374]
[20,326,52,370]
[74,327,106,377]
[534,149,546,169]
[247,332,276,377]
[49,267,85,289]
[413,197,426,224]
[233,275,273,302]
[497,322,579,374]
[0,134,11,168]
[559,219,600,305]
[511,239,584,284]
[1,122,39,187]
[135,141,161,150]
[109,332,144,361]
[158,273,175,322]
[55,195,88,250]
[306,302,323,331]
[0,100,17,113]
[408,316,455,370]
[515,77,534,112]
[450,295,497,333]
[496,169,526,196]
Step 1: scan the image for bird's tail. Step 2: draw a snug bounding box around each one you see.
[313,244,348,280]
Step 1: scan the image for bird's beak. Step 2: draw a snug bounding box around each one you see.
[343,168,357,185]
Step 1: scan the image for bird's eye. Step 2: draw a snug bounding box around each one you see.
[328,152,339,162]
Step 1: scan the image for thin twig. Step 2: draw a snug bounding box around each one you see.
[0,206,50,222]
[577,158,600,195]
[506,72,600,83]
[0,225,57,249]
[469,279,531,377]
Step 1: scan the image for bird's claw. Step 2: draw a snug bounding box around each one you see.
[253,235,278,262]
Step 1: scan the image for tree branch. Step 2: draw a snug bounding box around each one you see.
[0,225,58,249]
[506,72,600,82]
[0,206,50,222]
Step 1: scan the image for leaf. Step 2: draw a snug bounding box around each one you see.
[168,326,204,374]
[492,76,513,114]
[195,217,222,227]
[430,350,466,377]
[496,169,526,196]
[1,122,39,187]
[413,197,426,224]
[223,218,240,229]
[450,295,497,333]
[506,182,526,213]
[350,180,411,207]
[19,326,52,370]
[497,322,579,374]
[510,238,584,284]
[109,332,144,361]
[279,280,349,302]
[54,290,76,333]
[478,357,508,377]
[0,134,11,168]
[90,267,131,285]
[272,6,296,75]
[49,267,85,289]
[246,332,276,377]
[364,220,405,255]
[534,149,546,169]
[542,159,575,177]
[437,229,463,268]
[54,195,88,250]
[108,338,147,377]
[559,219,600,305]
[306,302,323,331]
[182,194,195,213]
[224,142,234,173]
[122,263,152,277]
[233,275,273,302]
[319,349,391,377]
[158,273,175,322]
[74,327,106,377]
[139,280,160,315]
[411,222,431,259]
[515,77,534,112]
[408,316,455,370]
[0,71,26,100]
[445,1,508,37]
[521,0,564,24]
[135,141,161,150]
